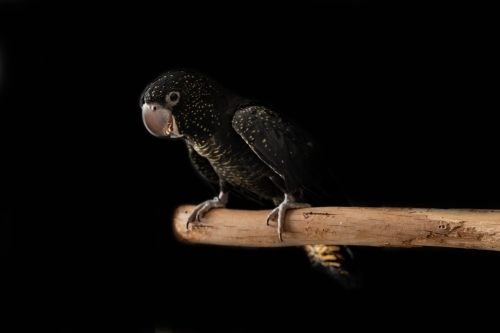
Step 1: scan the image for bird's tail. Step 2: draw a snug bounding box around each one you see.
[303,244,363,290]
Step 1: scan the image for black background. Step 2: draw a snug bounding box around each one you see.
[1,1,498,332]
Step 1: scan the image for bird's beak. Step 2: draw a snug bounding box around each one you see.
[142,103,175,138]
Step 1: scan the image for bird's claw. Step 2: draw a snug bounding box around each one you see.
[266,211,276,226]
[266,202,311,242]
[186,197,225,230]
[266,208,281,240]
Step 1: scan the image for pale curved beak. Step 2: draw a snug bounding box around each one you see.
[142,103,173,138]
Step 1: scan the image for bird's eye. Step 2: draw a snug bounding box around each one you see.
[165,91,180,107]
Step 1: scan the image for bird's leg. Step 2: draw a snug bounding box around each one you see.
[186,191,228,229]
[266,193,311,242]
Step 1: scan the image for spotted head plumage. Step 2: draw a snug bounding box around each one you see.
[140,69,231,142]
[140,69,194,106]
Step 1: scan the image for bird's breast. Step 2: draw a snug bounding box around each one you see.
[192,138,275,190]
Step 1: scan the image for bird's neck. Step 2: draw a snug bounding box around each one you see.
[175,108,230,149]
[176,95,253,147]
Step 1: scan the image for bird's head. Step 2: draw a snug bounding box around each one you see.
[140,69,227,140]
[140,70,187,138]
[141,91,181,138]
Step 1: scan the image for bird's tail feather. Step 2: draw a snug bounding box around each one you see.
[304,244,363,290]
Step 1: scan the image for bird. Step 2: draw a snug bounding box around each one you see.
[140,68,362,289]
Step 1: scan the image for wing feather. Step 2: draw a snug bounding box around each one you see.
[232,105,334,200]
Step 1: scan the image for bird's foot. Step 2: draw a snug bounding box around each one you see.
[186,197,226,229]
[266,202,311,241]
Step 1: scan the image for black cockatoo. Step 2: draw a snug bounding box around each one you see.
[140,68,362,289]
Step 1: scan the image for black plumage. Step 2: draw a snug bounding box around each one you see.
[140,68,361,289]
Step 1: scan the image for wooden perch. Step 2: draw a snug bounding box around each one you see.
[173,205,500,251]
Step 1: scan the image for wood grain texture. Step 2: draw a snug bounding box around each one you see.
[172,205,500,250]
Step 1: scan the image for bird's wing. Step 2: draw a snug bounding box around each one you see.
[232,105,339,202]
